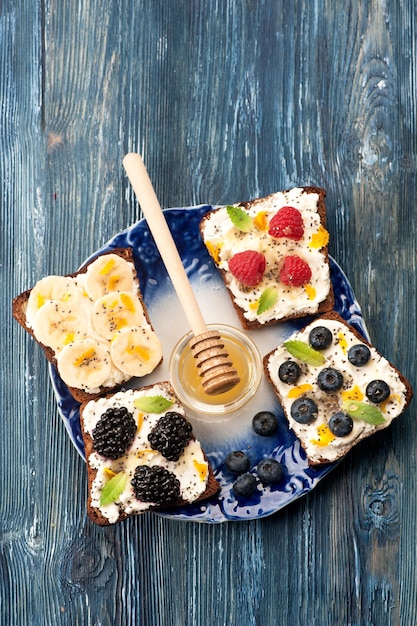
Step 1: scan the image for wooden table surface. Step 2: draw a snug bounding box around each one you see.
[2,1,416,624]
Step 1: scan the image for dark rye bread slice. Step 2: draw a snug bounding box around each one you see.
[80,381,220,525]
[263,311,413,465]
[200,187,334,330]
[12,247,162,403]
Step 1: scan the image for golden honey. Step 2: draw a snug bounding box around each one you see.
[179,334,253,405]
[169,324,262,420]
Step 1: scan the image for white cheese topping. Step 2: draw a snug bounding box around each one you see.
[82,385,210,524]
[266,318,408,463]
[201,189,331,323]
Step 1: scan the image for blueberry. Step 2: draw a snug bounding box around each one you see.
[328,412,354,437]
[252,411,278,436]
[256,458,284,484]
[225,451,250,474]
[317,367,344,393]
[309,326,333,350]
[278,360,301,384]
[290,397,318,424]
[232,473,258,498]
[348,344,371,367]
[366,380,390,404]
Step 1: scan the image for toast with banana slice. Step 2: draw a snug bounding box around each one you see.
[80,381,220,525]
[12,248,163,403]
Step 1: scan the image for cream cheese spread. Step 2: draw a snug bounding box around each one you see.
[82,385,210,524]
[201,189,331,323]
[265,317,408,464]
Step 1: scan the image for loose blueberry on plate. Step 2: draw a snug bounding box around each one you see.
[278,360,301,385]
[232,473,258,498]
[252,410,278,436]
[348,343,371,366]
[317,367,344,393]
[290,397,318,424]
[256,458,284,485]
[309,326,333,350]
[328,412,354,437]
[366,379,390,403]
[225,451,251,474]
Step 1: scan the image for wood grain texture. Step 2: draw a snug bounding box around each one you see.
[2,0,417,624]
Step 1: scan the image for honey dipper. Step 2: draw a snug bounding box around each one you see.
[123,153,240,395]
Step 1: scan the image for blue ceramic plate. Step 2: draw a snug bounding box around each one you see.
[50,205,369,523]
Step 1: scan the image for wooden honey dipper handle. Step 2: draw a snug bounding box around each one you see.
[123,153,207,336]
[122,153,240,395]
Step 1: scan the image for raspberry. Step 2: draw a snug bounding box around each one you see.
[228,250,266,287]
[279,255,312,287]
[268,206,304,240]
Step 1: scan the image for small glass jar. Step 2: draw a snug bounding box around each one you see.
[169,324,262,422]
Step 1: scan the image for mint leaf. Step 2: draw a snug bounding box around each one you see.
[283,340,326,366]
[100,471,128,506]
[342,400,385,425]
[257,286,277,315]
[133,395,175,413]
[226,205,253,232]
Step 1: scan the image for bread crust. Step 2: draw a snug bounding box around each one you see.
[12,248,162,403]
[263,311,413,465]
[199,187,334,329]
[80,381,220,525]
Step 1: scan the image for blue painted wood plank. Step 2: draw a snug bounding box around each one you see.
[1,0,416,624]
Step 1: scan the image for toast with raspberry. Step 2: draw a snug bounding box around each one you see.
[200,187,334,329]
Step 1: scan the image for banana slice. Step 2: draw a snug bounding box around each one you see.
[92,291,145,340]
[26,275,81,328]
[32,300,87,352]
[110,326,162,377]
[84,254,135,300]
[57,339,112,390]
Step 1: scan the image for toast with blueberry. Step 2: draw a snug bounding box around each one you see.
[263,312,413,465]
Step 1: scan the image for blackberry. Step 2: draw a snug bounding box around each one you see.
[278,360,301,385]
[348,344,371,367]
[92,406,136,459]
[317,367,344,393]
[131,465,181,505]
[309,326,333,350]
[148,412,192,461]
[290,397,318,424]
